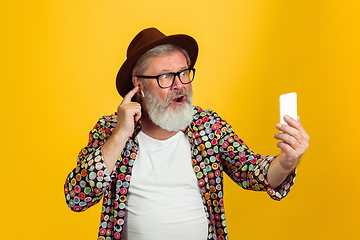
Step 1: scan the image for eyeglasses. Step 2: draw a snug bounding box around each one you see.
[136,68,195,89]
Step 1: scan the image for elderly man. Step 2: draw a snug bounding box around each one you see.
[64,27,309,240]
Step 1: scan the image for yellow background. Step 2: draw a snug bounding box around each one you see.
[1,0,359,239]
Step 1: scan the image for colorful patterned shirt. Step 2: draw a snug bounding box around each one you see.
[64,106,296,240]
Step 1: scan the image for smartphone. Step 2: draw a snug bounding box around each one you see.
[279,92,297,125]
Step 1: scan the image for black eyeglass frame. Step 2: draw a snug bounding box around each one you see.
[136,68,195,89]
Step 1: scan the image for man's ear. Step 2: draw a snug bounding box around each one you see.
[132,76,139,86]
[132,77,142,90]
[132,77,143,99]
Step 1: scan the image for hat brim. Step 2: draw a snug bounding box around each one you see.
[116,34,198,99]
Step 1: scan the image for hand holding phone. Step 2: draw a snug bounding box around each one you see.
[272,92,309,188]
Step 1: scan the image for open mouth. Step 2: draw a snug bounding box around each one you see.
[172,95,186,104]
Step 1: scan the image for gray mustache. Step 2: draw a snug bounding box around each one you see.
[166,89,191,105]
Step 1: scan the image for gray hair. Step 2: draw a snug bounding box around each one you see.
[132,44,191,77]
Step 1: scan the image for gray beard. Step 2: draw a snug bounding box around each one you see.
[143,88,194,132]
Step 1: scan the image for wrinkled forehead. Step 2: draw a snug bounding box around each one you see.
[143,49,189,74]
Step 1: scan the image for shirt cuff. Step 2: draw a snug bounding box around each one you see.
[266,167,297,201]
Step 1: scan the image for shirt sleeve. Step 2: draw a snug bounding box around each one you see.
[64,114,117,212]
[217,115,296,201]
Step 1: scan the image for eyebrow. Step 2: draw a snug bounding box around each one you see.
[159,66,188,73]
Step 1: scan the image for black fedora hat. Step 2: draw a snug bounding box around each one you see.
[116,27,198,98]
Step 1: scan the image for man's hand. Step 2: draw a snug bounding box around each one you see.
[274,115,310,171]
[267,115,310,188]
[114,86,142,138]
[101,86,142,173]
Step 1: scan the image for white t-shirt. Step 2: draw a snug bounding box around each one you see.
[122,131,208,240]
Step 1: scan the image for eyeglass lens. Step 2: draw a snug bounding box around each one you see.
[158,69,195,88]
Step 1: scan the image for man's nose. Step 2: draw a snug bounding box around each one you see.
[171,75,184,90]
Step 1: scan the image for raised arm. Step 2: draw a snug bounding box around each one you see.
[101,86,141,173]
[64,86,142,212]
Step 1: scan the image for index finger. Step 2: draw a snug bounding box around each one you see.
[122,85,139,104]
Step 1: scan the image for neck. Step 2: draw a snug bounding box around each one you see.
[140,111,179,140]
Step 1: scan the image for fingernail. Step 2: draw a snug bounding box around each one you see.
[276,123,281,129]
